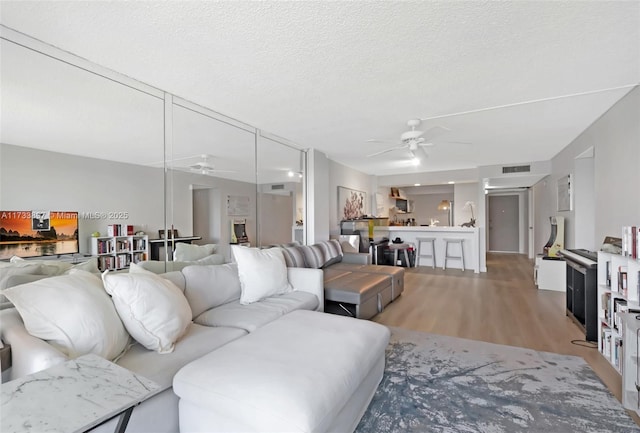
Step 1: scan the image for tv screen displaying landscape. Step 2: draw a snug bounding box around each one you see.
[0,211,79,260]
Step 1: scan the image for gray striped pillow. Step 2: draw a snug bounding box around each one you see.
[281,246,306,268]
[317,240,344,267]
[299,245,326,269]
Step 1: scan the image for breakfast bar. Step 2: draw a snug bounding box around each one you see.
[374,226,481,273]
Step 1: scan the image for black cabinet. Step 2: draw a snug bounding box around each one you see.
[565,259,598,341]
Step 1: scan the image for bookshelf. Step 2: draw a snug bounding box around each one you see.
[597,250,640,415]
[90,235,149,271]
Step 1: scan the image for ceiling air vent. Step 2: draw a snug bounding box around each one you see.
[502,165,531,174]
[271,184,285,190]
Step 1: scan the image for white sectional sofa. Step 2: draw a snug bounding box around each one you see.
[1,256,390,433]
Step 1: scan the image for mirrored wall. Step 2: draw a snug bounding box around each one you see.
[0,26,306,266]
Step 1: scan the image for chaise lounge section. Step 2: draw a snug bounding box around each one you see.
[278,239,405,319]
[1,252,390,433]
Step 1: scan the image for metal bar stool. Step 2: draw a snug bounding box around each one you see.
[443,238,465,271]
[387,243,411,267]
[415,237,437,268]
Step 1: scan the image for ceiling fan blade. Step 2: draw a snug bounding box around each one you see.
[366,145,406,158]
[443,140,473,145]
[366,139,400,144]
[420,125,450,142]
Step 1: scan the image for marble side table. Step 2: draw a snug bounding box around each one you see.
[1,354,161,433]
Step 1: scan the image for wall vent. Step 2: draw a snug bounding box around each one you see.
[271,184,285,190]
[502,165,531,174]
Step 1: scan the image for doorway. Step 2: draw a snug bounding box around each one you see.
[192,186,221,245]
[488,195,519,252]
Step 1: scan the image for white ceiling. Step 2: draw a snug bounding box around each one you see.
[1,1,638,188]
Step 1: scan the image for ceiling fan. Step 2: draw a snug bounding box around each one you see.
[366,119,454,161]
[185,154,236,175]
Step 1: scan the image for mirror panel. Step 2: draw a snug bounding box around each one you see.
[1,29,305,266]
[165,100,257,261]
[0,37,165,261]
[256,134,305,247]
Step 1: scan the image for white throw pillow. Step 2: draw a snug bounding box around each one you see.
[231,246,293,305]
[102,271,192,353]
[69,258,100,274]
[9,256,73,275]
[0,264,44,289]
[2,270,130,360]
[173,243,217,261]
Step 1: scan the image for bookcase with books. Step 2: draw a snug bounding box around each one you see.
[90,232,149,272]
[597,225,640,415]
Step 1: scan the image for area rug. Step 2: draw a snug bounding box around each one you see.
[356,327,640,433]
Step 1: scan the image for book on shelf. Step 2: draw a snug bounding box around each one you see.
[613,298,628,331]
[603,328,612,360]
[614,336,623,372]
[618,266,628,296]
[106,224,135,237]
[622,226,638,259]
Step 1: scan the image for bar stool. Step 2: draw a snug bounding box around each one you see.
[387,243,411,267]
[415,237,437,268]
[443,238,465,271]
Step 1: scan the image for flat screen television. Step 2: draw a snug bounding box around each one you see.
[0,211,79,260]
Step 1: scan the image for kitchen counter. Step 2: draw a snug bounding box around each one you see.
[374,226,481,272]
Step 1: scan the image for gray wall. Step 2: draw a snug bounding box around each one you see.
[0,143,257,259]
[328,159,374,237]
[533,86,639,253]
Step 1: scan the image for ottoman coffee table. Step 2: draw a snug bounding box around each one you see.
[324,272,392,319]
[173,310,390,433]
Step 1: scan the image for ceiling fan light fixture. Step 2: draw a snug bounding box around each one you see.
[410,157,420,166]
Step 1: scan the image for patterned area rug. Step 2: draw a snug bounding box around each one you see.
[356,327,640,433]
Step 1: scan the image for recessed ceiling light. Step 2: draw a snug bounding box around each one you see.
[448,181,455,184]
[414,183,421,186]
[288,170,295,177]
[411,158,420,166]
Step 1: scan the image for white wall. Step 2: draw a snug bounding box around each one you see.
[453,183,479,226]
[573,154,595,250]
[307,149,330,244]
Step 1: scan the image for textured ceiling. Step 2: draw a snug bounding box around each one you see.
[0,1,638,185]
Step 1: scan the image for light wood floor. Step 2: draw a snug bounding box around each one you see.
[373,252,640,424]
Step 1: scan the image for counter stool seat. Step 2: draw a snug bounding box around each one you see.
[387,243,411,267]
[415,237,437,268]
[443,238,465,271]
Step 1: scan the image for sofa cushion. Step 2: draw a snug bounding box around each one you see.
[280,246,307,268]
[173,310,390,433]
[9,256,73,274]
[181,264,241,318]
[2,270,130,360]
[299,244,326,269]
[231,246,292,304]
[134,255,225,274]
[0,265,44,293]
[102,271,192,354]
[116,323,246,389]
[194,291,318,332]
[173,243,217,261]
[318,239,344,268]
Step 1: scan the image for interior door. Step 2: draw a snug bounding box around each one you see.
[488,195,519,252]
